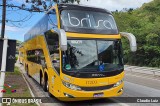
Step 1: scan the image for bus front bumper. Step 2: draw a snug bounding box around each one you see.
[58,82,124,101]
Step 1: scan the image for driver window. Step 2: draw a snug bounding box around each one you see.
[45,31,60,74]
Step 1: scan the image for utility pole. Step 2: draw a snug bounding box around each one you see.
[1,0,6,38]
[0,1,7,106]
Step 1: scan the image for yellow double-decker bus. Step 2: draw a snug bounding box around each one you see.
[18,44,25,65]
[21,3,137,101]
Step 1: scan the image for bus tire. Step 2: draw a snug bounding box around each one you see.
[26,66,31,78]
[43,75,48,92]
[47,80,52,97]
[48,91,52,97]
[40,71,43,86]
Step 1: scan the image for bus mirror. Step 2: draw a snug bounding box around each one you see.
[120,32,137,52]
[57,29,67,51]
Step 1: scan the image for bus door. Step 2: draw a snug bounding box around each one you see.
[45,31,61,96]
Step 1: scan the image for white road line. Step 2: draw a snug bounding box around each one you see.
[110,98,130,106]
[125,73,160,81]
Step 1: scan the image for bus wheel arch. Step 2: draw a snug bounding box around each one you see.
[43,72,48,92]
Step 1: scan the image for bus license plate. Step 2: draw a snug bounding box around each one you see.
[93,93,104,98]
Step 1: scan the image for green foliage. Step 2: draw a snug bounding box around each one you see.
[15,56,18,61]
[6,66,21,75]
[146,33,160,45]
[22,0,85,12]
[113,0,160,67]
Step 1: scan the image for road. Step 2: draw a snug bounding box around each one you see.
[16,63,160,106]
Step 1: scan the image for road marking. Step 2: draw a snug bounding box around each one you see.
[110,98,130,106]
[125,73,160,81]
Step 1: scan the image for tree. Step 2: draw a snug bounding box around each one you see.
[0,0,88,38]
[113,0,160,67]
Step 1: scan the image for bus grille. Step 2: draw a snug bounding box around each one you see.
[81,84,114,91]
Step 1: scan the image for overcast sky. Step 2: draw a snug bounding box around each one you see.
[80,0,153,11]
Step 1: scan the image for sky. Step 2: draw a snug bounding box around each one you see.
[80,0,153,11]
[0,0,153,41]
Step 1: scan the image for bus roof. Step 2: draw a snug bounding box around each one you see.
[24,4,113,42]
[24,15,48,42]
[58,3,112,14]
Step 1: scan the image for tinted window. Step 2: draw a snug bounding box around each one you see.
[61,10,118,34]
[45,31,60,74]
[27,49,45,65]
[62,40,123,72]
[27,50,35,62]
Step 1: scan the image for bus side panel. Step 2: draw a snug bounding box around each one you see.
[41,35,62,97]
[47,67,61,97]
[33,36,44,83]
[23,37,38,79]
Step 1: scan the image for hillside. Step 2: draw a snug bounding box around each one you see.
[113,0,160,67]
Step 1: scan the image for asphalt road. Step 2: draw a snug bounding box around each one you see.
[16,63,160,106]
[117,71,160,106]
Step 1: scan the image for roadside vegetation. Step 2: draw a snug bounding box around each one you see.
[113,0,160,67]
[3,67,37,106]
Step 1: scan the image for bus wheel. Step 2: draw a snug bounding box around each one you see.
[43,76,48,92]
[40,71,43,86]
[47,80,52,97]
[26,66,31,78]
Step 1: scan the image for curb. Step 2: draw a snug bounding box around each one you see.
[16,63,40,106]
[21,71,40,106]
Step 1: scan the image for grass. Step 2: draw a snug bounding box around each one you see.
[5,66,21,75]
[3,66,37,106]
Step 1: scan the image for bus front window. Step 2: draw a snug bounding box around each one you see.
[61,10,118,34]
[62,40,123,73]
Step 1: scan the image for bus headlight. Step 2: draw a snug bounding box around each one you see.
[114,79,123,87]
[62,81,82,91]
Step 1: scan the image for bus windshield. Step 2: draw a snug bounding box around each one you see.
[62,40,123,72]
[61,10,118,34]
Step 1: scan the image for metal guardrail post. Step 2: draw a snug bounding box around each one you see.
[125,65,160,77]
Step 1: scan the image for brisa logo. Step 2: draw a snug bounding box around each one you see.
[67,13,113,29]
[0,84,16,94]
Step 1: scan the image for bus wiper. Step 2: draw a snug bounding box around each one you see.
[72,46,84,56]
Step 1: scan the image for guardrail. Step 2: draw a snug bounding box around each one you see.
[124,65,160,76]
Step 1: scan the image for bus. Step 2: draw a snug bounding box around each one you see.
[18,44,25,65]
[21,3,137,101]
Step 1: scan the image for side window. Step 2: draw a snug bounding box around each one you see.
[34,49,46,65]
[27,49,46,65]
[48,9,58,29]
[45,31,60,74]
[27,50,36,62]
[39,50,46,66]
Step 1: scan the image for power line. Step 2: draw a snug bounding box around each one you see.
[0,4,47,12]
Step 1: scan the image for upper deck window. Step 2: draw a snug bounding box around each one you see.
[61,10,118,34]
